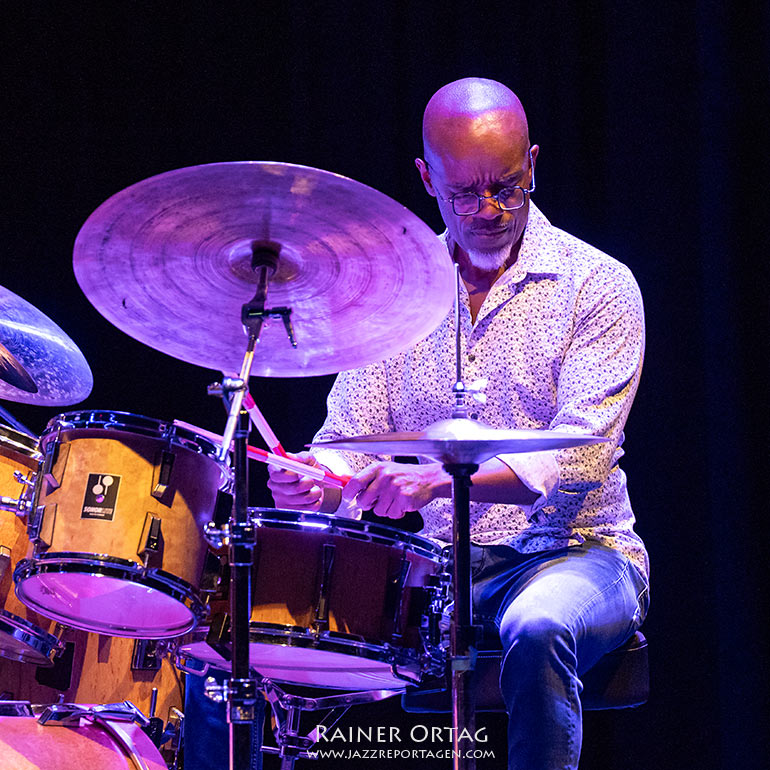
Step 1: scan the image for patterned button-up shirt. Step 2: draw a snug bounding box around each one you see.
[313,203,648,582]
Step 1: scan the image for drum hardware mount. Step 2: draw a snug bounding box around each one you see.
[259,680,404,770]
[0,469,36,517]
[160,706,185,769]
[37,699,151,727]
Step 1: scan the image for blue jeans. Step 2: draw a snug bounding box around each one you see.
[468,542,649,770]
[183,669,265,770]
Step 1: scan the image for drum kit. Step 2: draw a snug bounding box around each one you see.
[0,161,604,770]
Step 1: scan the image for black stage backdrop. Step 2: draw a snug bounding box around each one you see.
[2,3,768,769]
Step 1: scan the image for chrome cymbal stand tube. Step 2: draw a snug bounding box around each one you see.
[446,263,479,770]
[209,242,296,770]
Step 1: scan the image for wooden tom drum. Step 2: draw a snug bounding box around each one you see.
[14,411,230,638]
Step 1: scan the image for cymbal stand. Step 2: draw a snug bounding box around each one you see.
[209,242,296,770]
[444,263,481,770]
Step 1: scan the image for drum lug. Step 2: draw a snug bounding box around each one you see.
[384,554,411,638]
[0,545,9,580]
[312,543,336,632]
[137,513,163,567]
[151,449,175,500]
[28,502,56,548]
[42,437,69,490]
[160,707,185,768]
[131,638,163,671]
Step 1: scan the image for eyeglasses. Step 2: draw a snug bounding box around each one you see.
[428,147,536,216]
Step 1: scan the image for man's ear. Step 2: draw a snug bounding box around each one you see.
[415,158,437,197]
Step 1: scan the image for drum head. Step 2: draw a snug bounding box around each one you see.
[180,628,422,691]
[247,641,415,690]
[14,558,200,638]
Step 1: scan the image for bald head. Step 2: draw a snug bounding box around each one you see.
[422,78,530,166]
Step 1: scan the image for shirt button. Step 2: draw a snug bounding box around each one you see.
[468,353,476,362]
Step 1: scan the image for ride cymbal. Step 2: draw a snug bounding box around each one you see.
[311,418,608,464]
[73,162,454,377]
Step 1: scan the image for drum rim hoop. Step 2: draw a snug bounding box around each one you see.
[41,409,227,466]
[0,609,61,663]
[249,507,444,560]
[13,554,205,637]
[181,623,428,688]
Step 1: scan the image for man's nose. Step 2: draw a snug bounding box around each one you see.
[476,193,504,219]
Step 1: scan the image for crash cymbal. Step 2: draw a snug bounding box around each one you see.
[0,285,93,406]
[73,162,454,377]
[311,418,608,464]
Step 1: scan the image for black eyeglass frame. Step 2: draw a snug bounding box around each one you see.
[426,147,536,216]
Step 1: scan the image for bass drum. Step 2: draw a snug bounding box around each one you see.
[0,425,62,666]
[0,701,167,770]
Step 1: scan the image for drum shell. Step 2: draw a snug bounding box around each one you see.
[0,709,167,770]
[0,433,59,660]
[241,522,439,646]
[33,426,225,588]
[0,630,182,720]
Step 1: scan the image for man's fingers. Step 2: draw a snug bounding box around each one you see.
[267,474,318,493]
[341,465,379,504]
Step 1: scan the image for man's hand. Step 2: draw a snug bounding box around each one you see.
[267,452,340,512]
[341,461,450,519]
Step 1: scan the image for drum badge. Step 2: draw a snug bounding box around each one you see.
[81,474,121,520]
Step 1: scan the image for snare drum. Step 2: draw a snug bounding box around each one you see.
[14,411,230,638]
[178,508,445,690]
[0,701,167,770]
[0,426,61,665]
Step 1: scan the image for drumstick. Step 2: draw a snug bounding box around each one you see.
[173,420,350,489]
[242,391,288,457]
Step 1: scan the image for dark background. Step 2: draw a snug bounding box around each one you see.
[2,2,769,768]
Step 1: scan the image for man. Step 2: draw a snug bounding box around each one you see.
[268,77,649,770]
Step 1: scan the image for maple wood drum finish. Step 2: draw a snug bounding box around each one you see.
[179,509,445,691]
[13,411,230,638]
[0,426,62,665]
[0,630,183,724]
[0,703,167,770]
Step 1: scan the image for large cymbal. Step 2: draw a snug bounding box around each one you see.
[73,162,454,377]
[0,285,93,406]
[311,418,608,464]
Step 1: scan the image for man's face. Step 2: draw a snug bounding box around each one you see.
[417,126,537,269]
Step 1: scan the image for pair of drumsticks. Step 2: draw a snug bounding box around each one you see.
[176,392,350,489]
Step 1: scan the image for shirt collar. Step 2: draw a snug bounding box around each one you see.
[440,202,563,284]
